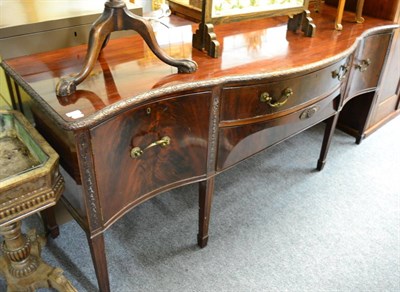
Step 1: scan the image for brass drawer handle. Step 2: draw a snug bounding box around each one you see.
[332,64,349,81]
[260,88,293,108]
[130,136,171,158]
[355,58,371,72]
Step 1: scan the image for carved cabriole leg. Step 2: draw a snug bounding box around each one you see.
[56,1,197,97]
[75,130,109,292]
[121,7,198,71]
[55,6,114,97]
[0,222,77,291]
[317,113,340,171]
[198,177,215,248]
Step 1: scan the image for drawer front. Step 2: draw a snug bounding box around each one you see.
[91,92,211,223]
[217,92,339,171]
[345,32,392,101]
[220,58,348,122]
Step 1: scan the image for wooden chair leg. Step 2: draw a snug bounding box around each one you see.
[335,0,346,30]
[198,177,215,248]
[355,0,365,23]
[40,206,60,239]
[87,233,110,292]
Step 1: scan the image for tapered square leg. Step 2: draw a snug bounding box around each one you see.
[317,113,340,171]
[198,178,215,248]
[87,233,110,292]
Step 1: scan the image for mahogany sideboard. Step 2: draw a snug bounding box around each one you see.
[1,5,398,292]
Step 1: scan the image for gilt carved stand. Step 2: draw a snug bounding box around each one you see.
[0,223,76,292]
[56,0,197,97]
[0,110,76,291]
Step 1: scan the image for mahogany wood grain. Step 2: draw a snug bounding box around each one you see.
[90,92,211,225]
[344,32,393,102]
[217,93,339,170]
[198,178,215,248]
[1,4,398,292]
[220,57,348,122]
[2,5,396,129]
[87,233,110,292]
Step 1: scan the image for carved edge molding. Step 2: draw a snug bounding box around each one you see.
[207,88,221,174]
[1,25,398,132]
[0,175,64,225]
[75,131,102,233]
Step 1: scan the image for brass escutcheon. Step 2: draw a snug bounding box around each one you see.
[260,88,293,108]
[299,106,319,120]
[130,136,171,158]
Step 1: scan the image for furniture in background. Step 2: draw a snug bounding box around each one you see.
[311,0,365,30]
[0,110,76,291]
[1,3,399,292]
[0,0,142,114]
[55,0,197,98]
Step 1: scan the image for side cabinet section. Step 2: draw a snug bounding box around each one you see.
[338,29,396,142]
[367,28,400,130]
[344,31,393,102]
[90,92,211,224]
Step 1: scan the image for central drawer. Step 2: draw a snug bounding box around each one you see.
[220,57,349,122]
[90,92,211,224]
[217,92,339,170]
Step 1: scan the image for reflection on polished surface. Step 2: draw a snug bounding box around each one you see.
[1,4,398,292]
[221,26,288,69]
[1,5,395,125]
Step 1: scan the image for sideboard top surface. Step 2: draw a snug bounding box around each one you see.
[1,5,397,129]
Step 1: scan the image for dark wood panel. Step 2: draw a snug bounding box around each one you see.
[375,29,400,104]
[90,92,211,224]
[217,92,339,170]
[220,57,348,122]
[345,32,393,102]
[337,92,375,142]
[370,93,400,126]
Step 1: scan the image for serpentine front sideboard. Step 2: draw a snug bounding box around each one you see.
[1,5,398,292]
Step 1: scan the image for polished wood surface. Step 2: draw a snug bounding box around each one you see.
[344,32,393,101]
[1,4,398,292]
[3,5,396,128]
[91,91,211,224]
[219,57,348,123]
[218,93,339,170]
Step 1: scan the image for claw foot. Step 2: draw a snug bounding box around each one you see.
[56,77,77,97]
[177,60,198,73]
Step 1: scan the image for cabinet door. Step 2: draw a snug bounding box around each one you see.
[90,92,211,224]
[368,28,400,127]
[345,32,393,102]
